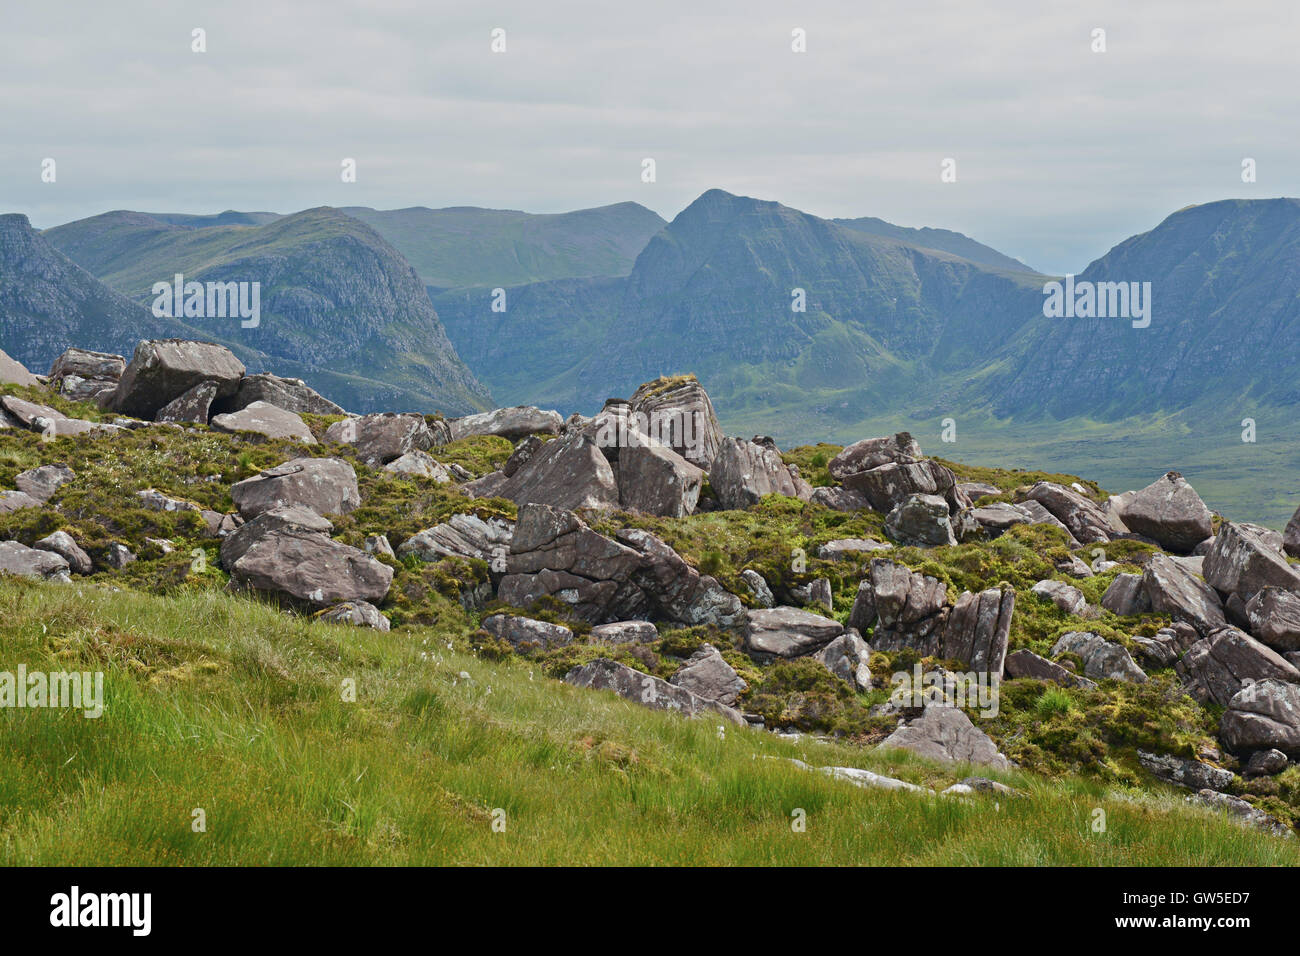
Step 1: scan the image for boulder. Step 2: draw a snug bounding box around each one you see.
[324,413,434,467]
[1022,481,1111,544]
[1015,499,1081,546]
[102,543,136,569]
[876,706,1012,769]
[497,431,619,512]
[1176,627,1300,707]
[229,529,392,608]
[834,439,967,515]
[815,629,873,690]
[1204,522,1300,600]
[626,376,723,470]
[1219,678,1300,756]
[218,373,344,416]
[211,401,315,443]
[1244,588,1300,652]
[1187,790,1293,838]
[564,658,744,724]
[1137,750,1234,791]
[709,436,805,510]
[14,464,74,502]
[482,614,574,650]
[741,569,775,608]
[1004,649,1096,688]
[48,347,124,402]
[969,502,1032,536]
[33,530,93,575]
[1031,579,1089,616]
[0,491,43,514]
[230,457,361,519]
[502,435,545,478]
[615,527,746,629]
[957,481,1002,501]
[316,601,390,631]
[383,450,451,482]
[669,643,747,706]
[828,432,922,480]
[364,534,395,558]
[1113,472,1213,552]
[815,538,892,561]
[1101,573,1151,616]
[219,506,335,570]
[155,380,218,423]
[0,540,70,580]
[1143,553,1227,635]
[136,488,200,513]
[462,471,509,499]
[885,493,956,547]
[1245,749,1289,777]
[111,339,244,419]
[941,589,1015,678]
[590,621,659,644]
[1285,504,1300,559]
[0,348,40,387]
[848,558,950,655]
[397,513,513,565]
[617,442,703,517]
[808,486,871,512]
[743,606,844,658]
[1,395,65,428]
[1050,632,1147,683]
[448,406,563,443]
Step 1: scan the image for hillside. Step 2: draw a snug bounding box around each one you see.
[833,215,1036,273]
[342,202,667,288]
[41,208,493,415]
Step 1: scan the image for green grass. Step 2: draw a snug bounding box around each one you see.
[1,579,1296,866]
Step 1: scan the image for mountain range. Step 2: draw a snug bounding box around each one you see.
[7,190,1298,524]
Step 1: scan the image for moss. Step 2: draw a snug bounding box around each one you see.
[434,435,515,478]
[782,443,843,487]
[745,657,873,736]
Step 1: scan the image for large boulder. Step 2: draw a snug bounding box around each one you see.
[1101,573,1151,616]
[1,395,65,428]
[0,348,40,387]
[1219,679,1300,757]
[1050,632,1147,683]
[564,658,744,724]
[230,457,361,519]
[219,506,334,569]
[743,606,844,658]
[617,442,703,517]
[1113,472,1213,553]
[497,431,619,512]
[848,558,949,654]
[211,401,315,443]
[942,589,1015,678]
[217,373,344,416]
[1244,588,1300,652]
[155,380,219,424]
[709,437,806,510]
[448,406,563,443]
[877,706,1012,769]
[885,493,956,547]
[1285,504,1300,559]
[48,348,124,403]
[829,432,923,479]
[0,541,70,580]
[14,464,74,502]
[229,529,392,608]
[111,339,245,419]
[1176,627,1300,707]
[808,485,871,512]
[398,513,514,565]
[626,376,723,470]
[615,528,746,629]
[482,614,574,651]
[669,643,747,707]
[1143,552,1227,635]
[1004,649,1096,688]
[324,413,434,467]
[33,530,93,575]
[1204,522,1300,601]
[834,437,967,515]
[1022,482,1111,544]
[815,629,874,690]
[1137,750,1234,791]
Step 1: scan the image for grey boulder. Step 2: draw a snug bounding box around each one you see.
[211,401,315,443]
[230,457,361,519]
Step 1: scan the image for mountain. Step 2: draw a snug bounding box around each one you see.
[41,208,493,414]
[833,215,1035,273]
[342,202,667,288]
[432,189,1046,424]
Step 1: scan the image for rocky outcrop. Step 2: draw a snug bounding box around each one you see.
[15,464,74,502]
[497,431,619,512]
[48,347,124,403]
[809,486,870,512]
[885,494,956,547]
[815,629,873,690]
[849,558,950,654]
[219,506,335,569]
[397,513,513,565]
[1050,632,1147,683]
[1101,573,1151,616]
[669,643,747,707]
[564,658,744,724]
[1143,553,1227,635]
[324,413,435,467]
[1137,750,1234,791]
[111,339,245,419]
[942,589,1015,678]
[1176,627,1300,707]
[218,373,344,416]
[1113,472,1213,553]
[211,401,315,443]
[0,348,41,387]
[155,380,219,424]
[1187,790,1293,838]
[384,451,451,482]
[743,607,844,658]
[709,436,806,510]
[1219,678,1300,756]
[228,526,392,608]
[0,491,41,514]
[1004,649,1096,688]
[448,406,563,442]
[815,538,891,561]
[0,541,70,580]
[1204,522,1300,601]
[877,706,1012,769]
[1244,588,1300,652]
[830,434,967,516]
[626,376,723,470]
[482,614,574,650]
[230,457,361,519]
[1022,481,1111,544]
[618,442,703,517]
[33,530,93,575]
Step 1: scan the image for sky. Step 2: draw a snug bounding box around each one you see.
[3,0,1297,275]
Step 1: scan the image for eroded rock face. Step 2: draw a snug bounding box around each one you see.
[229,528,392,608]
[829,432,923,480]
[1219,679,1300,757]
[448,406,563,443]
[885,494,956,547]
[849,558,949,656]
[877,706,1012,769]
[0,540,70,580]
[815,629,873,690]
[1143,553,1227,636]
[564,658,744,724]
[219,374,344,416]
[397,514,513,565]
[111,339,244,419]
[709,437,804,510]
[743,607,844,658]
[1245,588,1300,652]
[325,413,434,467]
[482,614,573,651]
[1177,627,1300,707]
[1114,472,1213,553]
[943,589,1015,678]
[1022,482,1111,544]
[48,348,124,403]
[669,643,747,707]
[626,377,723,470]
[618,442,703,517]
[498,431,620,512]
[230,457,361,519]
[1004,649,1095,688]
[155,380,219,424]
[1050,632,1147,684]
[1204,522,1300,601]
[211,401,315,443]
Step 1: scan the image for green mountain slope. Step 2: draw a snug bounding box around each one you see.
[342,202,667,288]
[834,215,1036,273]
[42,208,493,415]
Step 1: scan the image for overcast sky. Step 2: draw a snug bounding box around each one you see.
[3,0,1296,274]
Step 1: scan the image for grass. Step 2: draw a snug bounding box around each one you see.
[1,579,1297,865]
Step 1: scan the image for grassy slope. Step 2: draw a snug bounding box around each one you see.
[2,580,1296,866]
